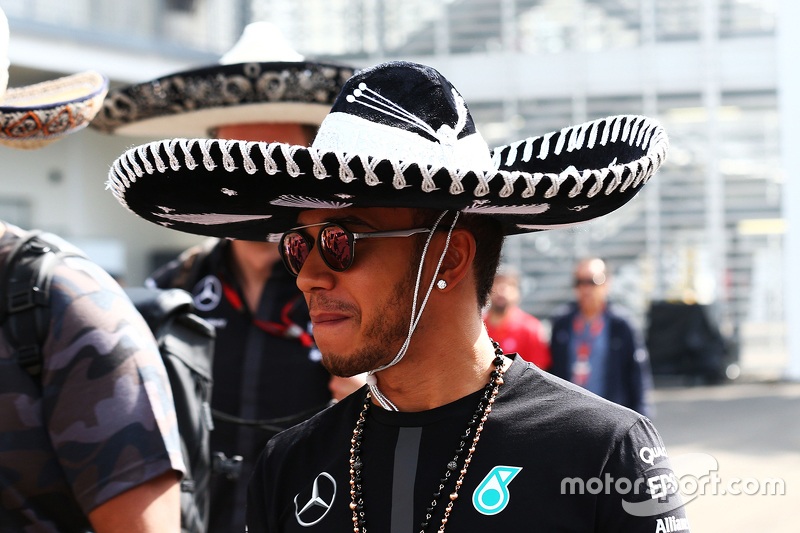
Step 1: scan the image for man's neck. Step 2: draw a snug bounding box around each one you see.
[579,303,606,321]
[228,240,281,313]
[371,303,507,412]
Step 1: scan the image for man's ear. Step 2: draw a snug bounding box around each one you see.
[434,228,476,292]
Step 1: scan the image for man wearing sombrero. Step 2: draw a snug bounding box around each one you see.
[107,61,688,532]
[92,23,363,533]
[0,7,187,533]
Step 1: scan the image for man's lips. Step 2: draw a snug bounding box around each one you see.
[309,311,351,325]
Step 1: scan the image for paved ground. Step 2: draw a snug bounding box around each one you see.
[651,381,800,532]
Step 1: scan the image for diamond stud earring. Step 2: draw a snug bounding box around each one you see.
[437,279,447,290]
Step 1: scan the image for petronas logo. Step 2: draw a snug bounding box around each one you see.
[472,466,522,515]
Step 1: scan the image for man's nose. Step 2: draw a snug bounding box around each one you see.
[296,240,335,293]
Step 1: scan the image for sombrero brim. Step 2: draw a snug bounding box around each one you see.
[0,71,108,149]
[107,114,668,240]
[90,61,355,137]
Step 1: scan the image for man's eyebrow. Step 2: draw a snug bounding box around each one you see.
[302,216,377,230]
[293,216,378,231]
[331,216,376,229]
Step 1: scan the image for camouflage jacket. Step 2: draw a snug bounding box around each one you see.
[0,223,185,533]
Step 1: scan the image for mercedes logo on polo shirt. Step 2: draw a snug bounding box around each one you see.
[193,275,222,311]
[294,472,337,527]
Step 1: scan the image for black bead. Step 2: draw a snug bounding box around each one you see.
[421,522,428,529]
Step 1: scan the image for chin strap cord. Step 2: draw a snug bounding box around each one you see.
[367,210,460,411]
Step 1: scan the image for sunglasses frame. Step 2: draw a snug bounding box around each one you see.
[279,222,432,276]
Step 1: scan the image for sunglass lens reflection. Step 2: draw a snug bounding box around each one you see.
[282,232,309,275]
[320,226,353,271]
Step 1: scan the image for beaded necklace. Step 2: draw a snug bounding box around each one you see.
[349,342,507,533]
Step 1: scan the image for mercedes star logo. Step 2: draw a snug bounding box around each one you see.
[193,275,222,312]
[294,472,337,527]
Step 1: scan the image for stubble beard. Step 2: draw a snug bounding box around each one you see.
[320,263,417,378]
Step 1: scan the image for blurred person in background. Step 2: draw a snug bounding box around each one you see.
[0,8,184,531]
[484,264,550,369]
[91,22,363,533]
[549,258,653,416]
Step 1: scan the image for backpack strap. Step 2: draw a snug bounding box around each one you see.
[1,231,55,377]
[0,231,83,378]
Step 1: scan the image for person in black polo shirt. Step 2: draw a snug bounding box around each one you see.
[105,61,688,533]
[93,23,363,533]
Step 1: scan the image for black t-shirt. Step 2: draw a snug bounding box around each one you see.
[248,356,689,533]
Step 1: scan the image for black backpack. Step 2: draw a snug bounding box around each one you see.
[0,230,216,533]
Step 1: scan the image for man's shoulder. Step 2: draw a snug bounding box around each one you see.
[606,303,636,326]
[505,358,644,435]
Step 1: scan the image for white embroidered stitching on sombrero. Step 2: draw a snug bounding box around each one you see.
[449,168,470,195]
[166,140,181,170]
[258,143,279,175]
[344,83,468,147]
[307,148,328,180]
[108,116,666,210]
[154,213,274,225]
[269,195,354,209]
[497,115,660,167]
[362,155,382,186]
[462,203,549,215]
[313,112,494,172]
[521,173,544,199]
[105,115,668,219]
[240,141,258,174]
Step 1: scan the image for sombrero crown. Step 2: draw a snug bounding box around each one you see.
[107,61,668,240]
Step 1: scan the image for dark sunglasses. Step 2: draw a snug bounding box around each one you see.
[574,275,606,287]
[279,222,432,276]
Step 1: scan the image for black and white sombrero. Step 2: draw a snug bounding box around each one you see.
[107,61,668,240]
[90,22,354,137]
[0,7,108,150]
